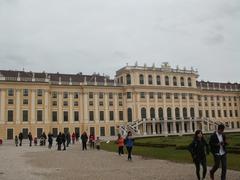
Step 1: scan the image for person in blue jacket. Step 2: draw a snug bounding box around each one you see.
[125,131,134,161]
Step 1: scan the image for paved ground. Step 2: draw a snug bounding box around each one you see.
[0,141,239,180]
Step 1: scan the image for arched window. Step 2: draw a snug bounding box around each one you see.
[139,74,144,84]
[188,77,192,87]
[175,107,180,120]
[150,108,155,119]
[183,108,187,119]
[165,76,169,86]
[158,108,163,120]
[126,74,131,85]
[180,77,185,86]
[141,108,146,119]
[167,107,172,120]
[127,108,132,122]
[173,76,177,86]
[190,108,195,118]
[156,75,161,85]
[148,75,153,85]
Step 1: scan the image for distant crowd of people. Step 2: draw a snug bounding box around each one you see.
[13,124,228,179]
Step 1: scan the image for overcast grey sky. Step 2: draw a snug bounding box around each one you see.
[0,0,239,82]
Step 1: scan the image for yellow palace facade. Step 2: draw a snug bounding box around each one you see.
[0,63,239,140]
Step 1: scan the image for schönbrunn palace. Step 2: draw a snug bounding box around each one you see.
[0,62,239,140]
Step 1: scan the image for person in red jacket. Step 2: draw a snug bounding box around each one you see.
[116,134,124,155]
[72,132,76,144]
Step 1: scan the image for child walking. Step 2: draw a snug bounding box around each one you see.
[116,134,124,155]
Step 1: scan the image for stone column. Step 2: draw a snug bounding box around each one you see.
[104,93,109,123]
[0,89,6,124]
[171,94,176,134]
[83,92,88,123]
[16,89,21,124]
[146,92,150,120]
[179,94,185,134]
[187,94,192,132]
[58,92,63,123]
[44,90,49,123]
[30,89,36,124]
[193,95,199,130]
[163,93,168,136]
[94,93,99,123]
[114,93,118,122]
[143,118,147,135]
[69,92,74,123]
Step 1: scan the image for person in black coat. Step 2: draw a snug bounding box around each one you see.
[66,132,71,147]
[18,132,23,146]
[188,130,209,180]
[48,132,53,149]
[42,132,47,146]
[56,132,62,151]
[209,124,228,180]
[61,133,66,151]
[81,131,88,151]
[28,132,33,147]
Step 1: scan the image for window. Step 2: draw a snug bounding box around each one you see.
[37,110,43,121]
[180,77,185,86]
[74,92,79,99]
[165,76,169,86]
[89,101,93,106]
[37,99,42,105]
[140,92,145,99]
[158,108,163,120]
[99,92,104,99]
[52,111,57,122]
[199,110,202,118]
[8,89,14,96]
[119,101,123,106]
[224,110,227,117]
[110,126,115,136]
[118,93,122,99]
[23,89,28,96]
[8,110,14,122]
[89,92,93,99]
[23,110,28,122]
[157,92,162,99]
[174,93,179,99]
[173,76,177,86]
[156,75,161,85]
[63,111,68,122]
[100,111,104,121]
[119,111,123,121]
[109,93,113,99]
[141,108,146,119]
[188,77,192,87]
[63,92,68,99]
[212,110,215,118]
[37,89,43,97]
[166,93,171,99]
[175,108,180,119]
[109,101,113,106]
[218,110,221,117]
[74,101,78,106]
[127,92,132,99]
[89,111,94,121]
[109,111,114,121]
[52,101,57,106]
[149,92,154,99]
[182,93,186,99]
[100,127,105,136]
[148,75,153,85]
[8,99,14,105]
[126,74,131,85]
[74,111,79,121]
[127,108,132,122]
[229,110,233,117]
[52,91,57,98]
[99,101,103,106]
[205,110,209,118]
[189,94,193,99]
[198,95,201,101]
[63,101,68,106]
[167,108,172,120]
[190,108,195,118]
[235,110,238,117]
[23,99,28,105]
[139,74,144,84]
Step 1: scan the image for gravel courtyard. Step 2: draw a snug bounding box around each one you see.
[0,141,239,180]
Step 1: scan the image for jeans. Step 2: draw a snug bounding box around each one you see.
[210,154,227,180]
[126,146,132,160]
[194,157,207,180]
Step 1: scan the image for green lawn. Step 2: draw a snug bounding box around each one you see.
[102,133,240,171]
